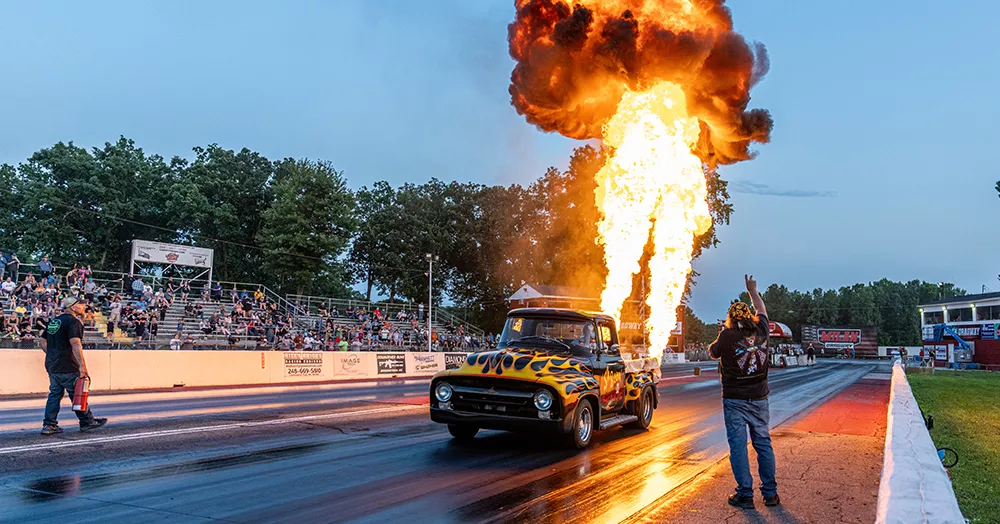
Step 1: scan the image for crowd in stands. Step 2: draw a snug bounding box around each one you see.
[1,251,492,351]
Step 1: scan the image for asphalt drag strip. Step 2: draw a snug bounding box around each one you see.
[0,361,884,523]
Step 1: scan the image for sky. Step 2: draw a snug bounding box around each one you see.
[1,1,998,320]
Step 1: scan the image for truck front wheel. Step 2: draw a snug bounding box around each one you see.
[448,424,479,440]
[626,387,654,430]
[567,400,594,449]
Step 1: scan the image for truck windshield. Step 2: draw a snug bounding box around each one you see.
[498,317,596,353]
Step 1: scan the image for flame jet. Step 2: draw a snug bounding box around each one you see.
[509,0,772,359]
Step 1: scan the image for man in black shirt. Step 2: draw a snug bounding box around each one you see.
[39,296,107,435]
[709,275,779,509]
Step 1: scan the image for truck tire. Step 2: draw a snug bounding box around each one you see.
[447,424,479,440]
[567,400,594,449]
[626,387,654,430]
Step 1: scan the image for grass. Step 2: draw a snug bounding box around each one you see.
[909,370,1000,524]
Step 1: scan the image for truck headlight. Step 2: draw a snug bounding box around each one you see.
[533,389,554,411]
[434,382,453,402]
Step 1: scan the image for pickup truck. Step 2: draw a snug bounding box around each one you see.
[429,308,660,448]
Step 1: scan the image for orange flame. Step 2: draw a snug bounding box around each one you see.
[595,82,711,358]
[508,0,771,361]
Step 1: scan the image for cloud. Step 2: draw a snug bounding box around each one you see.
[729,180,835,198]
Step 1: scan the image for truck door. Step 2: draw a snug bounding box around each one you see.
[595,320,626,414]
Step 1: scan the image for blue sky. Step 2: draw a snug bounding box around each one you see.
[1,1,998,320]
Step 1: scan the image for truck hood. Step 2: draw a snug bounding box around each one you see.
[437,347,598,398]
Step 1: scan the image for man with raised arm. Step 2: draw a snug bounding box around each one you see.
[709,274,779,509]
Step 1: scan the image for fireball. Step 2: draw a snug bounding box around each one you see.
[509,0,772,360]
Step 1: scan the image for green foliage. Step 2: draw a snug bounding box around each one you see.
[257,159,357,295]
[910,371,1000,524]
[3,137,738,333]
[731,279,965,345]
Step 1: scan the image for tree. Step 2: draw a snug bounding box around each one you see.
[15,138,174,269]
[256,159,356,295]
[167,144,276,283]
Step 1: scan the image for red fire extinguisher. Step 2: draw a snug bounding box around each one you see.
[72,377,90,412]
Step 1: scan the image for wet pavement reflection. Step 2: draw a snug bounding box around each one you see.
[0,363,878,524]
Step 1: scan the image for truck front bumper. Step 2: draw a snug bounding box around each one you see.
[430,407,565,433]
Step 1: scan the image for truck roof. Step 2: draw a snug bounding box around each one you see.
[507,307,616,324]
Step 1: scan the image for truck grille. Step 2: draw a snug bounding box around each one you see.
[446,377,553,418]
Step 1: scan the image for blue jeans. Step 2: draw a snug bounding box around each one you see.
[723,398,778,497]
[43,372,96,427]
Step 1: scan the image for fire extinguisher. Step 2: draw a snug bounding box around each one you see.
[72,377,90,412]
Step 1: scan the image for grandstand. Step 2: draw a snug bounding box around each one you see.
[1,263,488,351]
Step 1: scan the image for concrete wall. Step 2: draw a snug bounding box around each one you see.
[875,361,965,523]
[0,349,457,395]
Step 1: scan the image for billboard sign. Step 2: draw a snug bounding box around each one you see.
[818,329,861,344]
[132,240,213,269]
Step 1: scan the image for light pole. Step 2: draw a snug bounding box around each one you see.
[426,254,438,352]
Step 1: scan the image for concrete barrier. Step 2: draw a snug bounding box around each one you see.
[875,360,965,523]
[0,349,460,395]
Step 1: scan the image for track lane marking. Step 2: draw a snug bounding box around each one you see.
[0,404,425,455]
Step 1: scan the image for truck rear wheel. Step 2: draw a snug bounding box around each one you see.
[448,424,479,440]
[567,400,594,449]
[626,387,653,430]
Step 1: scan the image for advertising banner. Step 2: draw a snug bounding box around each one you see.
[283,352,324,377]
[445,353,469,370]
[408,353,443,374]
[934,345,948,361]
[333,353,368,377]
[132,239,213,268]
[982,323,997,340]
[376,353,406,375]
[922,326,935,341]
[818,329,861,344]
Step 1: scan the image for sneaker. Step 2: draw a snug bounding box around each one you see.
[728,493,755,509]
[764,494,781,507]
[40,425,63,436]
[80,418,108,432]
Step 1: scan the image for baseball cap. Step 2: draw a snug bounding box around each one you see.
[61,296,83,308]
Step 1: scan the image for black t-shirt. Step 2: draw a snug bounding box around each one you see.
[41,313,84,374]
[710,314,771,400]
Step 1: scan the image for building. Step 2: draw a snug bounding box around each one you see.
[918,292,1000,367]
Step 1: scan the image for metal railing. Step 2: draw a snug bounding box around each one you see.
[285,294,486,337]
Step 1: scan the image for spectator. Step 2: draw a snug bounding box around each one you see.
[38,256,53,280]
[131,276,144,301]
[1,277,15,297]
[0,252,6,280]
[5,253,20,283]
[170,332,182,350]
[181,334,195,350]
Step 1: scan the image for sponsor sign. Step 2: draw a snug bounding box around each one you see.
[412,353,441,373]
[445,353,468,370]
[824,342,855,350]
[922,326,935,341]
[949,326,980,338]
[283,352,324,377]
[982,323,997,340]
[934,345,948,361]
[818,329,861,344]
[132,239,214,269]
[333,353,366,377]
[376,353,406,375]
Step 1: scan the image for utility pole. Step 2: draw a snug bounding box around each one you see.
[426,254,438,352]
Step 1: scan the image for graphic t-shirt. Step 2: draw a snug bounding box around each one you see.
[41,313,84,374]
[710,314,771,400]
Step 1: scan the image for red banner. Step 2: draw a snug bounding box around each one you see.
[818,329,861,344]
